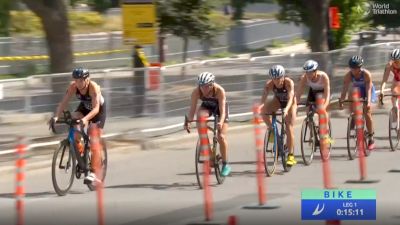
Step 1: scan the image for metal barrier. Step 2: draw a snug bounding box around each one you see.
[1,41,400,134]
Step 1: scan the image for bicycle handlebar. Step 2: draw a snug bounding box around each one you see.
[50,111,85,134]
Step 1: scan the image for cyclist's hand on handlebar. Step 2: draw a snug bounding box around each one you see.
[338,98,344,110]
[81,118,88,127]
[217,122,223,131]
[379,93,384,105]
[282,108,288,118]
[184,122,191,133]
[48,117,58,130]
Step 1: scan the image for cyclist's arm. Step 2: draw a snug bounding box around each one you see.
[187,88,199,122]
[55,82,75,118]
[216,85,227,124]
[364,70,373,104]
[340,72,351,101]
[84,82,101,121]
[322,72,331,108]
[284,79,295,113]
[380,62,391,93]
[295,74,306,103]
[259,81,271,110]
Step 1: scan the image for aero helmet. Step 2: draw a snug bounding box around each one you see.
[269,65,285,79]
[303,60,318,72]
[198,72,215,86]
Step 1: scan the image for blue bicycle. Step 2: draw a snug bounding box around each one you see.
[50,111,108,196]
[263,109,291,177]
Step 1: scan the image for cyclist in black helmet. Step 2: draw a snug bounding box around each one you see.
[49,67,106,183]
[339,56,376,150]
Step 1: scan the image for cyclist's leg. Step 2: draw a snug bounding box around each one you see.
[286,99,297,165]
[218,122,231,176]
[391,83,400,121]
[88,105,106,177]
[261,98,280,130]
[72,107,85,154]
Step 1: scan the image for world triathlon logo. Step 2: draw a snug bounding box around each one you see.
[356,2,397,16]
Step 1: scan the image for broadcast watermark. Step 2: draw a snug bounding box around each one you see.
[357,2,398,16]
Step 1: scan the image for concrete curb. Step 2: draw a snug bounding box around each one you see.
[0,112,52,125]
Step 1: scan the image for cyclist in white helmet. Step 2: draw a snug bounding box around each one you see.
[296,60,330,110]
[184,72,231,176]
[296,60,331,142]
[380,49,400,117]
[259,65,297,167]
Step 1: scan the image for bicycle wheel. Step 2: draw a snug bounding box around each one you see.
[87,139,108,191]
[213,140,225,185]
[300,118,315,166]
[52,141,76,196]
[363,130,371,157]
[347,116,357,160]
[195,139,205,189]
[264,130,278,176]
[320,118,332,162]
[389,109,399,151]
[280,134,291,172]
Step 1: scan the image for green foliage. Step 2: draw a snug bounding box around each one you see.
[330,0,370,49]
[68,11,105,30]
[10,11,43,35]
[157,0,220,40]
[10,10,105,36]
[371,0,400,28]
[230,0,274,20]
[0,0,12,36]
[88,0,111,13]
[276,0,369,50]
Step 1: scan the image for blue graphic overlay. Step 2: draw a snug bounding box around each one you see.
[301,189,376,220]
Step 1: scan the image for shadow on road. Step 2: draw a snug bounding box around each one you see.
[106,182,198,191]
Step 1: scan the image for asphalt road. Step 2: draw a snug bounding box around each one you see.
[1,104,400,225]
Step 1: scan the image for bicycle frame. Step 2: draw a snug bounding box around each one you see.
[67,126,90,173]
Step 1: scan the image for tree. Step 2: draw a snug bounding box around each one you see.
[276,0,368,51]
[89,0,111,13]
[230,0,273,20]
[371,0,400,28]
[276,0,330,52]
[157,0,219,64]
[330,0,369,49]
[21,0,73,73]
[0,0,12,36]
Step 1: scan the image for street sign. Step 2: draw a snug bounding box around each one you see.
[329,6,341,30]
[122,0,157,45]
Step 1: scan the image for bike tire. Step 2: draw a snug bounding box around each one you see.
[363,130,371,157]
[347,116,357,160]
[320,119,332,162]
[389,109,399,151]
[87,139,108,191]
[264,130,278,176]
[195,139,205,189]
[280,134,291,172]
[52,141,76,196]
[213,141,225,185]
[300,118,315,166]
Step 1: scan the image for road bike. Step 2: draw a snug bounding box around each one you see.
[263,108,291,176]
[50,111,107,196]
[185,113,225,189]
[298,102,332,165]
[380,93,400,151]
[339,99,370,160]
